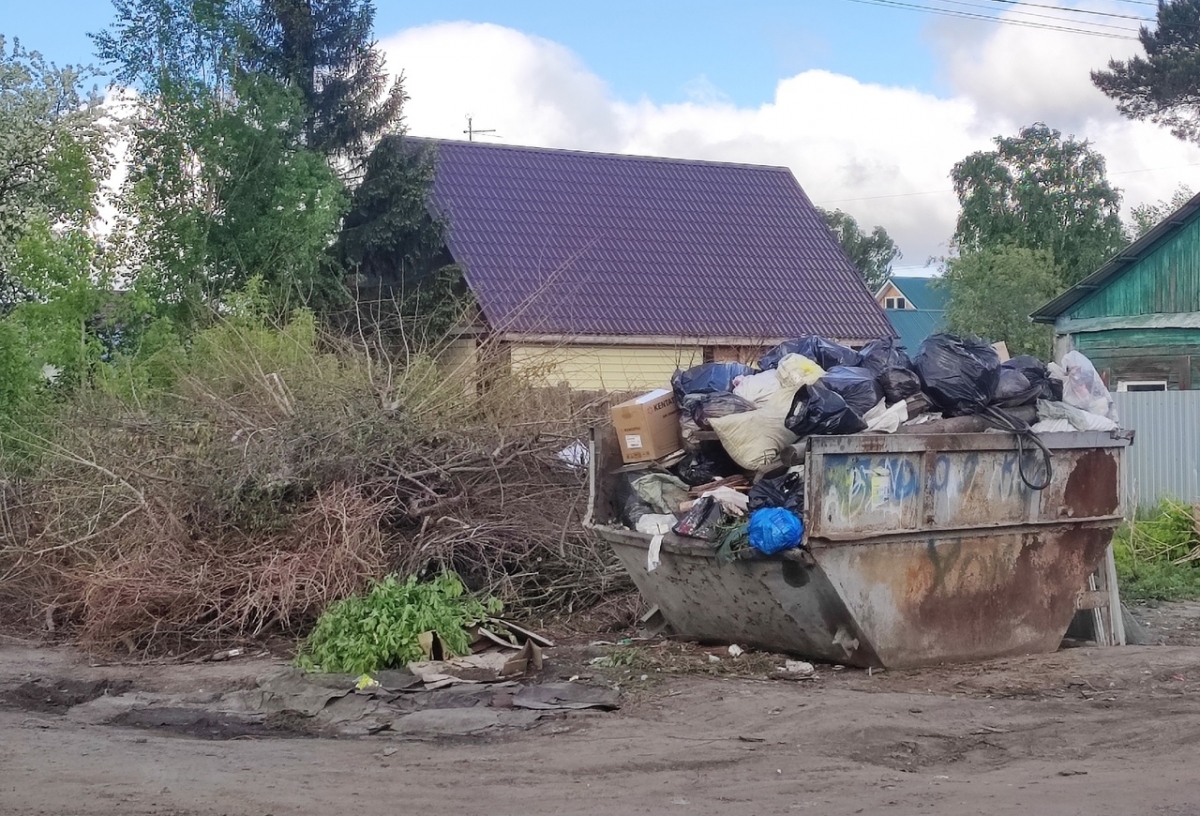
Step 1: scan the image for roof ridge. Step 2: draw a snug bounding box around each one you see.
[409,135,795,174]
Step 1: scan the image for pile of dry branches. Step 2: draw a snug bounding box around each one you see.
[0,318,633,654]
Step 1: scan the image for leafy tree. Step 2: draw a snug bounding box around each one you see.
[250,0,406,166]
[0,36,107,310]
[941,244,1059,358]
[92,0,247,96]
[951,123,1125,286]
[818,207,901,292]
[1092,0,1200,145]
[94,2,347,320]
[1129,184,1195,239]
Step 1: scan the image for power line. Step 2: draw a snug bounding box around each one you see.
[837,0,1140,39]
[818,189,954,205]
[978,0,1153,23]
[815,163,1200,205]
[841,0,1139,38]
[934,0,1143,33]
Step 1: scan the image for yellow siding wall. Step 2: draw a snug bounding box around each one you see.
[436,337,478,397]
[438,337,478,376]
[511,343,702,392]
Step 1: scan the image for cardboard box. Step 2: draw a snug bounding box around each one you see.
[992,341,1010,363]
[610,388,682,463]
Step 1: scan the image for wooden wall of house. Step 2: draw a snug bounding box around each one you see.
[706,345,766,365]
[510,344,702,391]
[1068,217,1200,320]
[876,281,909,308]
[1072,328,1200,390]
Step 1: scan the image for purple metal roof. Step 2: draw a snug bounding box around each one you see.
[424,139,893,341]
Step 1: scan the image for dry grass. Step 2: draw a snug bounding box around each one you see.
[0,313,635,655]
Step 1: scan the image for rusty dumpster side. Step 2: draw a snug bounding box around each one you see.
[588,429,1131,669]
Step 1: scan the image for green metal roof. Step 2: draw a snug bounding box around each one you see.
[887,276,950,311]
[885,308,944,354]
[1032,190,1200,323]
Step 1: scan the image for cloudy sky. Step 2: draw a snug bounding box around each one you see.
[13,0,1200,269]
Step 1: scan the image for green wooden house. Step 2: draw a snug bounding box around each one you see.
[1032,192,1200,391]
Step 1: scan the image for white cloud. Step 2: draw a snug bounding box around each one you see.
[380,12,1200,266]
[381,22,619,150]
[933,4,1144,132]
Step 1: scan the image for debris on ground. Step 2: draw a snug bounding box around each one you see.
[16,664,622,740]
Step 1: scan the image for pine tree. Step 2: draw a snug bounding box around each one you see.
[252,0,406,166]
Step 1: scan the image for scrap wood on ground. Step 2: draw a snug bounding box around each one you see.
[0,323,634,656]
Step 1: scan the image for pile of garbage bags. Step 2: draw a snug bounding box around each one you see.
[616,333,1121,560]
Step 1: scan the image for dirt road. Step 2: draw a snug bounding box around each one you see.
[3,609,1200,816]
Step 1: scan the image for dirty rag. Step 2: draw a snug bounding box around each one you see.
[633,473,691,514]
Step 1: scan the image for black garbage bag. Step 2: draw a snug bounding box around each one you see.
[748,470,804,513]
[612,472,656,528]
[672,362,755,403]
[821,365,884,416]
[785,382,869,437]
[858,336,913,375]
[913,334,1001,416]
[672,441,741,487]
[759,335,861,371]
[878,368,923,403]
[992,367,1039,408]
[1003,355,1061,401]
[688,391,757,430]
[859,336,920,403]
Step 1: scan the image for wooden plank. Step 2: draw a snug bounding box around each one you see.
[1104,542,1126,646]
[1076,589,1111,611]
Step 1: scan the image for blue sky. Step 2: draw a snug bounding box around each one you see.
[7,1,1195,266]
[10,1,941,103]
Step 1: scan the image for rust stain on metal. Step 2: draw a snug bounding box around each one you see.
[856,436,888,453]
[1063,449,1119,519]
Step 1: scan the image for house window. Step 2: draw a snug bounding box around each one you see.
[885,297,906,310]
[1117,380,1167,392]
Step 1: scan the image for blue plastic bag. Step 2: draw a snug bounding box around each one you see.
[747,508,804,555]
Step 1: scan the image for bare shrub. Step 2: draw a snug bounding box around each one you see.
[0,312,632,654]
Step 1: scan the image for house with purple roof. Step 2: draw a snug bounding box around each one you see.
[408,139,892,390]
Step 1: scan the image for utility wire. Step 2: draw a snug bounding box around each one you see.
[815,163,1200,206]
[838,0,1140,39]
[934,0,1143,33]
[978,0,1154,23]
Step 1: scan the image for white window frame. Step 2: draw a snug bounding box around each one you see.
[1116,380,1167,392]
[885,296,906,310]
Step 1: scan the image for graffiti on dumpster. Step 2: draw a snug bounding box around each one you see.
[821,454,919,518]
[923,537,1022,595]
[822,451,1032,523]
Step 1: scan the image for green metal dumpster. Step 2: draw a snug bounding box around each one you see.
[587,429,1132,669]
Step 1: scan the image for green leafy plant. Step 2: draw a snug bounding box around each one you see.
[1113,499,1200,602]
[714,519,750,565]
[296,573,501,674]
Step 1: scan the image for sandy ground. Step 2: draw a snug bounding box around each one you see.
[4,606,1200,816]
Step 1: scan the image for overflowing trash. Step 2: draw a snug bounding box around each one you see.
[607,331,1123,564]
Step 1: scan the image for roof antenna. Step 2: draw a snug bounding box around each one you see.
[464,115,498,142]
